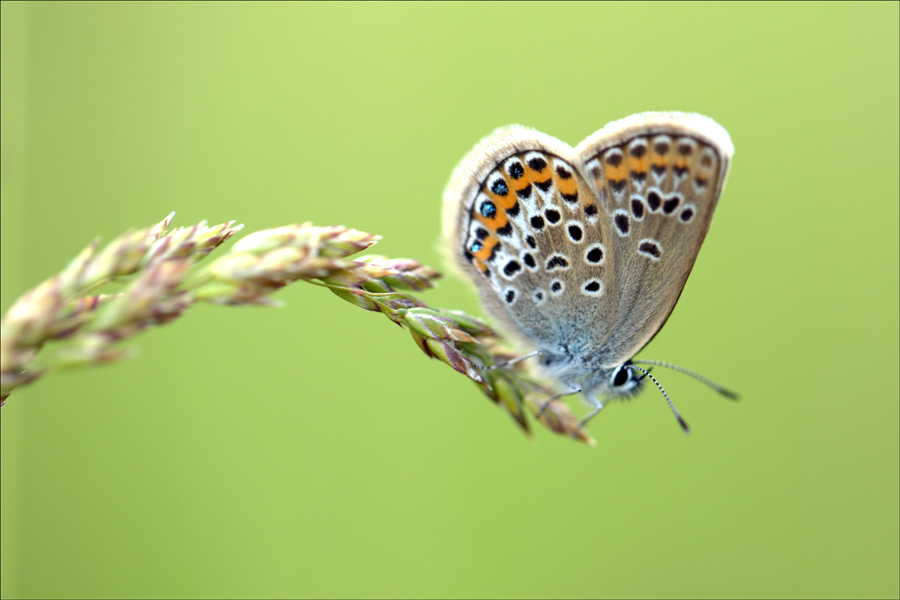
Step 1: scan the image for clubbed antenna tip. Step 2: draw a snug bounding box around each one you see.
[719,388,740,401]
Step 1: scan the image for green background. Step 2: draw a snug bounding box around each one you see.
[2,2,898,598]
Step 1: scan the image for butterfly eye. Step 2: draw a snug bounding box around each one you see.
[612,366,632,387]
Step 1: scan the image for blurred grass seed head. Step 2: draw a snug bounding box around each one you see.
[0,213,595,444]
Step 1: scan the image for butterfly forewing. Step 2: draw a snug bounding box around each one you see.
[575,113,733,365]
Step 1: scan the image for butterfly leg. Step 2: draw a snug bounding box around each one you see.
[478,350,542,371]
[534,384,581,419]
[574,392,605,434]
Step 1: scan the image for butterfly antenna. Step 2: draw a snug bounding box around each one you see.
[626,364,690,435]
[632,359,739,400]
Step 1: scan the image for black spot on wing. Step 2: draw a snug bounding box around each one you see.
[544,208,561,224]
[585,246,603,264]
[503,260,522,277]
[631,198,644,219]
[639,241,661,257]
[546,255,569,270]
[663,196,680,214]
[605,152,623,167]
[528,156,547,171]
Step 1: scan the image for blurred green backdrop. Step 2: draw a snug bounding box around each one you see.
[2,2,898,598]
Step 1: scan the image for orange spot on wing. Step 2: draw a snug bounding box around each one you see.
[556,176,578,197]
[650,154,669,169]
[524,165,544,181]
[526,163,557,199]
[474,174,510,230]
[485,173,520,211]
[627,155,648,174]
[650,143,670,169]
[473,236,498,263]
[603,163,626,182]
[508,183,530,207]
[475,208,508,232]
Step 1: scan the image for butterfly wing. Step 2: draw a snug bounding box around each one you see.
[442,126,612,353]
[574,112,734,367]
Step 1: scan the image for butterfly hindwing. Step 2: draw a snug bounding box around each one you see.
[443,126,614,351]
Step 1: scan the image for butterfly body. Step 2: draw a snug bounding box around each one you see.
[443,113,733,406]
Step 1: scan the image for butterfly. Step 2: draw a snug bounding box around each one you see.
[442,112,737,432]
